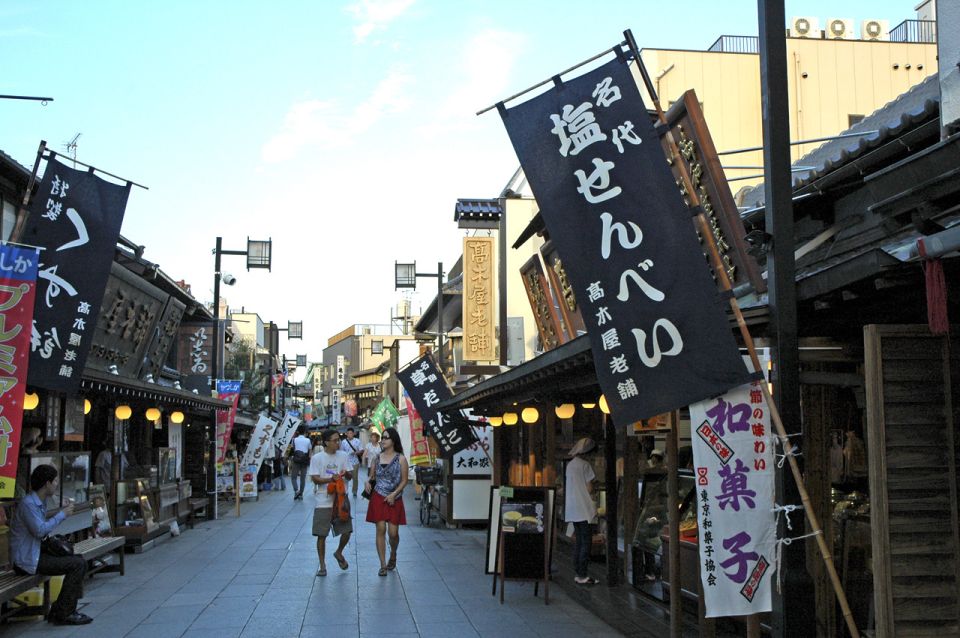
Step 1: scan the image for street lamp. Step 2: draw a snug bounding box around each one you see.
[394,260,446,370]
[211,236,273,392]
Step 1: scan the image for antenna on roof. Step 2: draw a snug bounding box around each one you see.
[63,132,81,168]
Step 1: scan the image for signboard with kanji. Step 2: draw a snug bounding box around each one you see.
[396,353,477,457]
[463,237,497,361]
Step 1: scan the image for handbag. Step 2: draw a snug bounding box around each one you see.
[292,449,310,465]
[41,534,74,557]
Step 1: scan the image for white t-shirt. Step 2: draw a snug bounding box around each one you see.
[364,443,382,469]
[339,437,362,468]
[308,450,351,509]
[564,456,597,523]
[292,435,311,454]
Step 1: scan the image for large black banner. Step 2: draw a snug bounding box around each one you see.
[396,353,477,457]
[23,157,131,393]
[499,54,751,423]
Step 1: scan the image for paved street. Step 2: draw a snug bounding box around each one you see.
[2,478,622,638]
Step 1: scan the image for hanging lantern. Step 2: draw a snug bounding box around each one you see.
[170,411,185,424]
[115,405,132,420]
[23,392,40,411]
[581,402,596,409]
[503,412,518,426]
[599,395,610,414]
[145,407,161,421]
[521,407,539,423]
[83,399,92,415]
[487,416,502,427]
[555,404,576,419]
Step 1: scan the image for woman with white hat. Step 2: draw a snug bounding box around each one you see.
[565,437,599,585]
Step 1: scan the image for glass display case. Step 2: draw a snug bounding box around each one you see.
[631,470,696,596]
[158,447,177,485]
[29,452,91,508]
[61,452,91,504]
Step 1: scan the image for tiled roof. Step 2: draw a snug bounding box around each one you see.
[454,198,503,221]
[740,74,940,210]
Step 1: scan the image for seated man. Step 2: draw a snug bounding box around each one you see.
[9,464,92,625]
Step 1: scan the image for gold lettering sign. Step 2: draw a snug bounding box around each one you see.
[658,90,766,294]
[540,240,586,340]
[462,237,497,361]
[519,255,563,352]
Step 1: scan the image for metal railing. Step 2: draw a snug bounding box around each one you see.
[889,19,937,43]
[707,35,759,54]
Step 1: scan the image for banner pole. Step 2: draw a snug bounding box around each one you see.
[622,29,860,638]
[8,140,46,243]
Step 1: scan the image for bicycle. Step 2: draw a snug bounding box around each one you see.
[415,465,441,526]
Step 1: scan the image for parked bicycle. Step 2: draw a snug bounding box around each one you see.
[415,465,441,526]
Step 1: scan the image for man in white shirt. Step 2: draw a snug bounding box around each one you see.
[363,431,382,477]
[564,437,598,585]
[290,427,312,501]
[309,429,354,577]
[339,427,363,496]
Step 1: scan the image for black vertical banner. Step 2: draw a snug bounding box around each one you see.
[23,157,131,393]
[396,353,477,457]
[498,54,751,423]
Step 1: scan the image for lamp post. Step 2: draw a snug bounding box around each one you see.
[395,261,445,370]
[279,353,306,413]
[211,237,273,393]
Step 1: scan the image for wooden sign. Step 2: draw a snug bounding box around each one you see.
[519,255,563,351]
[540,240,586,340]
[659,90,766,294]
[463,237,497,361]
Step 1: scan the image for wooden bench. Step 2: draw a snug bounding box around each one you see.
[74,537,125,578]
[186,498,207,529]
[0,570,50,622]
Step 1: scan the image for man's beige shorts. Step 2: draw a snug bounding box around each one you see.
[312,507,352,537]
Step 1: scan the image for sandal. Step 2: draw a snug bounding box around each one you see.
[575,576,599,585]
[386,556,397,571]
[317,566,327,577]
[334,553,349,570]
[378,567,388,577]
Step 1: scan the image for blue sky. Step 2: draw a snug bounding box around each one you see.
[0,0,920,370]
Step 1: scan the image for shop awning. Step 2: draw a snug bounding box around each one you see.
[342,382,382,398]
[81,369,232,410]
[435,334,598,413]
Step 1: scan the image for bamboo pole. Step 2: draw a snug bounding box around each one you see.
[623,29,861,638]
[667,411,681,638]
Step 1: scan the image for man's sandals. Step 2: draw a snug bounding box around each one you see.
[334,552,349,570]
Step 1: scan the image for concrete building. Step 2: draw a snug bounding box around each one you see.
[640,10,938,195]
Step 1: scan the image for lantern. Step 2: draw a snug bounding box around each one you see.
[170,411,185,424]
[24,392,40,410]
[581,402,596,409]
[487,416,502,427]
[145,407,161,421]
[599,395,610,414]
[521,407,539,423]
[554,404,575,419]
[83,399,92,415]
[503,412,518,426]
[115,405,132,420]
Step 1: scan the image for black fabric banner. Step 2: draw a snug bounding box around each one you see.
[23,157,131,393]
[396,353,477,457]
[499,55,751,422]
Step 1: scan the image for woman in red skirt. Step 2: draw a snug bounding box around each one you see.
[365,426,409,576]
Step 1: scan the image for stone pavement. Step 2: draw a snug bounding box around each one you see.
[1,474,624,638]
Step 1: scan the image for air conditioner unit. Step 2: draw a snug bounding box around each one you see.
[861,19,889,41]
[790,16,820,38]
[826,18,854,40]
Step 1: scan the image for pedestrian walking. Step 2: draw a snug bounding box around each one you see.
[9,465,92,625]
[339,427,363,496]
[273,442,286,491]
[365,426,408,577]
[308,429,353,577]
[564,437,599,585]
[290,426,312,501]
[363,431,382,485]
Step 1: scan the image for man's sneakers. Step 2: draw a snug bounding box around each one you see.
[574,576,599,586]
[48,612,93,625]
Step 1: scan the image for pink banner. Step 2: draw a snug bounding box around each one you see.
[0,245,39,498]
[404,391,430,466]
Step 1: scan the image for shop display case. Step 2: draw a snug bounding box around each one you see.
[29,452,91,508]
[631,470,696,598]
